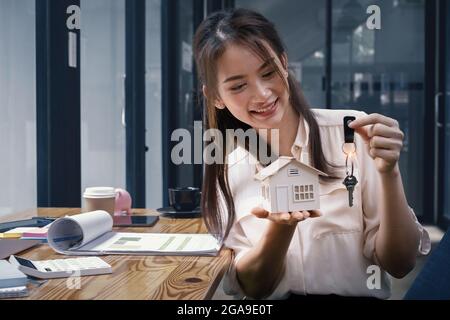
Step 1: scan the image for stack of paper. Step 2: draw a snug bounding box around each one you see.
[0,226,50,242]
[0,233,22,239]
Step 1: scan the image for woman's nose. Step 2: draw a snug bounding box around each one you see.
[253,81,271,102]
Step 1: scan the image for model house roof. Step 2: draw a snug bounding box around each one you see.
[254,156,328,181]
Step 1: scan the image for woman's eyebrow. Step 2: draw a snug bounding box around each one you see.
[222,58,275,83]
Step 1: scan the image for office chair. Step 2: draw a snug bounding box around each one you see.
[404,227,450,300]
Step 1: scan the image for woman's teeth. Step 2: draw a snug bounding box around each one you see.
[253,99,276,113]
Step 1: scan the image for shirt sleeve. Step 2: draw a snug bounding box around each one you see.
[355,111,431,262]
[222,220,252,299]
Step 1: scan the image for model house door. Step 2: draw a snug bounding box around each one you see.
[276,186,289,213]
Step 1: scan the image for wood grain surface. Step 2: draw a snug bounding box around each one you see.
[0,208,232,300]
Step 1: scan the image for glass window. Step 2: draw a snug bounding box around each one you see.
[235,0,327,108]
[0,0,36,216]
[175,0,195,188]
[146,0,163,208]
[331,0,425,217]
[294,185,300,201]
[294,184,314,202]
[445,2,450,220]
[80,0,126,199]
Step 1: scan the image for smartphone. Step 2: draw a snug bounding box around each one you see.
[112,215,159,227]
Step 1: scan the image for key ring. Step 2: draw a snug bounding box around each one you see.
[342,142,357,156]
[343,142,356,177]
[345,154,354,177]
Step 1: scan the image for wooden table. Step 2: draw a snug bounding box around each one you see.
[0,208,232,300]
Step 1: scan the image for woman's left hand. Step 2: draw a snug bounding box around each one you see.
[349,113,404,175]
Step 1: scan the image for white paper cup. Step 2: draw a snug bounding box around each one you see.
[83,187,116,215]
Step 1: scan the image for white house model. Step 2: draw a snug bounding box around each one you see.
[255,156,328,213]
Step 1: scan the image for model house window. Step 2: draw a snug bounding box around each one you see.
[288,168,299,176]
[293,184,314,202]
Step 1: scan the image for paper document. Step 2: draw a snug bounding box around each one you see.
[47,211,221,256]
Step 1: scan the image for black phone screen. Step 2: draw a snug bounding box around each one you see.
[112,215,159,227]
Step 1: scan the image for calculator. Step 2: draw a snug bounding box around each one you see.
[9,255,112,279]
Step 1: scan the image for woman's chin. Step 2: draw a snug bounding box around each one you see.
[254,106,286,129]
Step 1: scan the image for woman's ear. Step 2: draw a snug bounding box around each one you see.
[214,99,226,110]
[203,85,225,109]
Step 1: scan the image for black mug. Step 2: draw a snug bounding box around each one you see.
[168,187,201,212]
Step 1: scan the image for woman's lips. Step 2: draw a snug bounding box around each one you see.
[250,98,278,118]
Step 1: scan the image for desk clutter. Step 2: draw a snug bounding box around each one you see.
[0,208,229,300]
[1,211,220,260]
[0,256,112,299]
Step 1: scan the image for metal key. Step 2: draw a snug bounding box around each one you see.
[343,175,358,207]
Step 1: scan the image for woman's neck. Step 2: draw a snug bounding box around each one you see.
[261,104,300,157]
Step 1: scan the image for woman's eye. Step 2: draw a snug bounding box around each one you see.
[230,84,246,91]
[262,70,276,78]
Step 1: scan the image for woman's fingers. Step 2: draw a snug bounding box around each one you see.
[251,207,269,218]
[308,210,322,218]
[369,148,399,163]
[368,124,404,140]
[251,208,322,225]
[349,113,398,130]
[291,211,305,220]
[369,135,402,150]
[349,113,404,174]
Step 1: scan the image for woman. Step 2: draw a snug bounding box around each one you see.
[193,8,430,299]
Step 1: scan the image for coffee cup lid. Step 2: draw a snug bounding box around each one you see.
[83,187,116,198]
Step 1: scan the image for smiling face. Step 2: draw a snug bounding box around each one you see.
[213,43,295,130]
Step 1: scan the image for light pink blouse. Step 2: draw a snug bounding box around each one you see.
[222,108,431,299]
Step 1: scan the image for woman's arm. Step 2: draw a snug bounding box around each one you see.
[376,164,420,278]
[349,114,420,278]
[235,209,320,299]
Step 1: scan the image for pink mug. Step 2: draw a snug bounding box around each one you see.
[114,188,132,215]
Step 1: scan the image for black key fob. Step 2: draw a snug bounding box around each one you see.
[344,116,356,143]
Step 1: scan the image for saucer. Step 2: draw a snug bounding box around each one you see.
[156,206,202,218]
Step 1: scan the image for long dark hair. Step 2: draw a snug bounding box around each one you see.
[194,9,338,241]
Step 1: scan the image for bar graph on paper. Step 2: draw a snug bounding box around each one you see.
[104,234,211,252]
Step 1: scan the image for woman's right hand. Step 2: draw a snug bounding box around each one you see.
[251,207,321,226]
